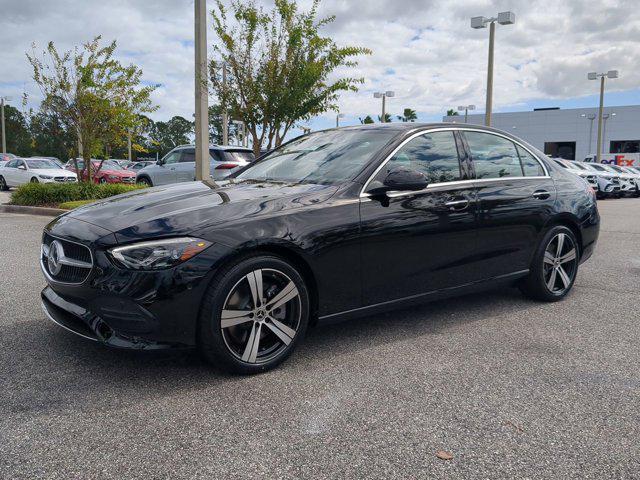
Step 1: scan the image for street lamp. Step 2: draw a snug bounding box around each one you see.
[471,11,515,126]
[581,113,597,154]
[336,113,345,128]
[0,96,12,155]
[588,70,618,163]
[194,0,210,181]
[457,104,476,123]
[373,91,394,123]
[602,112,616,154]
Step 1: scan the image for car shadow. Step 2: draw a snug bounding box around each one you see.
[1,287,538,416]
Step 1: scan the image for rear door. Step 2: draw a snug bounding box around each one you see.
[461,130,556,279]
[359,129,479,305]
[15,159,30,184]
[174,148,196,182]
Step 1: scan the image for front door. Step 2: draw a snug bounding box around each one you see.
[359,130,478,305]
[174,148,197,182]
[461,130,556,279]
[155,150,181,185]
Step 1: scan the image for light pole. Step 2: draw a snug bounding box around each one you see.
[588,70,618,164]
[457,104,476,123]
[581,113,596,154]
[471,12,515,126]
[222,62,229,146]
[602,112,616,154]
[373,91,394,123]
[194,0,210,181]
[336,113,345,128]
[0,96,11,155]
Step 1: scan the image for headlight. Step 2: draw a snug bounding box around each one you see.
[39,174,53,179]
[109,237,212,270]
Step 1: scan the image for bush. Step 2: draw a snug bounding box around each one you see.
[10,182,145,207]
[58,199,96,210]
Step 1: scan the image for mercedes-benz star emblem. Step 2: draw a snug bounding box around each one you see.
[47,240,64,276]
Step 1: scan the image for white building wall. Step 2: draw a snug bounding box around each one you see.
[443,105,640,161]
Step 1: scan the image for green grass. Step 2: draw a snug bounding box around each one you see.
[10,182,146,208]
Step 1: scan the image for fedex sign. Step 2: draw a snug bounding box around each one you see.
[586,153,640,167]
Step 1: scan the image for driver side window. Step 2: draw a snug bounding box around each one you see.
[376,131,462,184]
[163,151,181,165]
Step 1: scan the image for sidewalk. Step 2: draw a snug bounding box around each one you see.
[0,191,11,204]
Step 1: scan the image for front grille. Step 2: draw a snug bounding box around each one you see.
[122,177,135,183]
[54,177,76,182]
[41,232,93,284]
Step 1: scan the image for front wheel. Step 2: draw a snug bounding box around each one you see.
[0,176,8,190]
[30,177,39,183]
[519,226,579,302]
[98,177,108,184]
[137,177,152,187]
[198,254,310,374]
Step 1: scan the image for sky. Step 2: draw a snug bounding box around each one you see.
[1,0,639,139]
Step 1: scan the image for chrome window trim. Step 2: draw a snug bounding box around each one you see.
[40,232,94,285]
[359,126,550,198]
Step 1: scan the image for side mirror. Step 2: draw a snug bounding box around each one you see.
[156,159,164,166]
[18,165,26,170]
[367,167,429,196]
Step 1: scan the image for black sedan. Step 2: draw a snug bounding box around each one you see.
[40,124,599,374]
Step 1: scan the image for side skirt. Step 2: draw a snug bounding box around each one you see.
[317,270,529,325]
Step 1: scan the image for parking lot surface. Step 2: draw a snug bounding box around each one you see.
[1,200,639,479]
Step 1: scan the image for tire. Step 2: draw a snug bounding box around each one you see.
[99,177,108,184]
[30,177,39,183]
[0,176,8,191]
[137,176,152,187]
[198,254,310,374]
[519,225,580,302]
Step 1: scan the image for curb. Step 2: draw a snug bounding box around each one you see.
[0,204,67,217]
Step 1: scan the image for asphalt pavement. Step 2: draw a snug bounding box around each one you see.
[1,200,639,479]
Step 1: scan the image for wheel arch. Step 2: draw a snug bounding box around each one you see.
[136,174,153,186]
[542,214,583,257]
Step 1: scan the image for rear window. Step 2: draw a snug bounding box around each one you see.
[223,150,254,163]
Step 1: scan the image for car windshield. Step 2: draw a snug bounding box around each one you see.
[609,165,624,173]
[223,150,254,163]
[26,159,60,169]
[588,164,607,172]
[99,161,124,170]
[554,159,568,169]
[235,129,396,185]
[570,162,587,170]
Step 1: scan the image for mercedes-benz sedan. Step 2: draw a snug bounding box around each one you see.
[40,124,599,374]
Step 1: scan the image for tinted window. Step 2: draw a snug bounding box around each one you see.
[517,146,544,176]
[381,131,461,183]
[223,150,254,163]
[209,149,223,161]
[26,159,60,169]
[180,149,195,163]
[5,160,17,168]
[236,129,396,185]
[466,132,523,179]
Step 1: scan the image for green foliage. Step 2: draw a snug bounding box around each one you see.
[446,109,459,117]
[359,115,375,124]
[29,108,77,160]
[149,115,194,155]
[377,113,393,123]
[26,36,158,180]
[208,105,237,145]
[398,108,418,122]
[210,0,371,155]
[2,104,33,156]
[10,182,145,207]
[58,199,96,210]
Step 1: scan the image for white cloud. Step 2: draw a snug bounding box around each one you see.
[1,0,638,126]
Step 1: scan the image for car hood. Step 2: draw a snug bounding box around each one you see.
[64,180,338,243]
[33,168,76,176]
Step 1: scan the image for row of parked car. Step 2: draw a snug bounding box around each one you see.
[0,144,256,190]
[552,158,640,199]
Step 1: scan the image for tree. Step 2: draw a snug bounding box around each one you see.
[27,36,157,181]
[377,113,392,123]
[149,116,193,156]
[208,105,237,145]
[209,0,371,156]
[446,109,459,117]
[1,104,32,156]
[397,108,417,122]
[29,108,77,160]
[359,115,374,124]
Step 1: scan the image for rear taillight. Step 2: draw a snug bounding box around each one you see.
[214,163,237,170]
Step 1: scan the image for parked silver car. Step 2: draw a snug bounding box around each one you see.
[136,145,254,186]
[552,159,599,192]
[582,163,621,198]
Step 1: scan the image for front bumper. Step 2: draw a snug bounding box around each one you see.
[40,218,232,349]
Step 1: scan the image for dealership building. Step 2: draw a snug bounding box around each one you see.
[443,105,640,161]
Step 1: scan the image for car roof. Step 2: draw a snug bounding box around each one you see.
[173,144,253,152]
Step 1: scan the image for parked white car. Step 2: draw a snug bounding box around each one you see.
[580,162,621,198]
[602,164,636,196]
[0,157,77,190]
[552,158,599,192]
[618,166,640,196]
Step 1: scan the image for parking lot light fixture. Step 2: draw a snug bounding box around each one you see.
[589,70,619,163]
[336,113,345,128]
[471,12,515,127]
[582,113,597,154]
[457,104,476,123]
[373,91,394,123]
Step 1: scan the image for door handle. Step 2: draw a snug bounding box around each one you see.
[444,199,470,211]
[169,167,176,171]
[532,190,550,200]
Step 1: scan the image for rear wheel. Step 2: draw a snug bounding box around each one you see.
[0,176,8,190]
[99,177,108,184]
[198,254,310,374]
[30,177,39,183]
[519,226,579,302]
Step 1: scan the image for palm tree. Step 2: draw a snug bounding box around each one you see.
[359,115,375,124]
[397,108,418,122]
[377,113,393,123]
[446,109,459,117]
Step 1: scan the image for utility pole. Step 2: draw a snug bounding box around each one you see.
[589,70,618,164]
[373,91,394,123]
[194,0,210,181]
[485,21,495,126]
[127,129,132,161]
[222,63,228,146]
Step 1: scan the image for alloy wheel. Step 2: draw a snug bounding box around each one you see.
[220,268,301,364]
[543,232,578,294]
[0,177,6,190]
